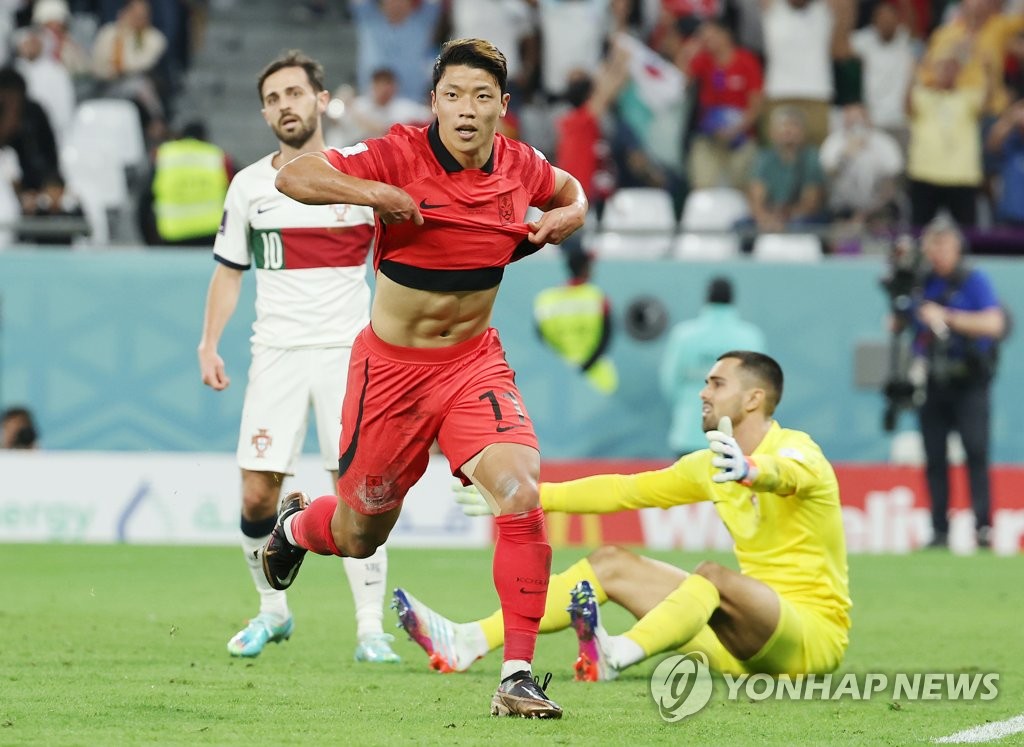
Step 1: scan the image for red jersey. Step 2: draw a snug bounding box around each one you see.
[688,48,763,111]
[324,123,556,292]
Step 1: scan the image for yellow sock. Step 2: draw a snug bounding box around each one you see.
[477,557,607,650]
[624,574,720,656]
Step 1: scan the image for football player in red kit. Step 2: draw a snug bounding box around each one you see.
[262,37,587,718]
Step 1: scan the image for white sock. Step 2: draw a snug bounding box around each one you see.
[241,532,289,624]
[605,634,645,670]
[457,622,491,663]
[282,514,298,546]
[501,659,532,681]
[342,545,387,640]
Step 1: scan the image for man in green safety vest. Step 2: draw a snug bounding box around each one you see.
[149,121,230,246]
[534,247,618,394]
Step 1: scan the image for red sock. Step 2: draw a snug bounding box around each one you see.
[493,507,551,663]
[289,495,343,556]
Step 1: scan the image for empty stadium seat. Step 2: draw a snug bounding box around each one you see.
[593,187,675,259]
[680,187,750,231]
[67,99,147,173]
[672,233,741,261]
[61,143,129,244]
[751,233,823,262]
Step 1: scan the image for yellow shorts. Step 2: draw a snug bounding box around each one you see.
[679,597,848,676]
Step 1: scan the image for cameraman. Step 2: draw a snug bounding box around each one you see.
[911,219,1007,549]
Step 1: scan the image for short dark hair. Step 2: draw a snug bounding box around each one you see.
[566,247,592,280]
[717,351,784,414]
[2,405,38,448]
[371,67,396,83]
[257,50,325,103]
[707,277,733,304]
[432,38,508,93]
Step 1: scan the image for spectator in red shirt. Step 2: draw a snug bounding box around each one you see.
[686,17,764,190]
[555,43,631,212]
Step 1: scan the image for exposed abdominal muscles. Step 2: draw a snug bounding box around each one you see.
[371,270,499,348]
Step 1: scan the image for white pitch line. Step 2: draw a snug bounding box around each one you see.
[933,714,1024,744]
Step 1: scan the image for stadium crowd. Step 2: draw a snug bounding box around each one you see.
[3,0,1024,255]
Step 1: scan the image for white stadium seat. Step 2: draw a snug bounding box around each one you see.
[594,187,675,259]
[61,143,129,244]
[672,233,741,261]
[67,99,147,172]
[751,233,823,262]
[680,187,750,231]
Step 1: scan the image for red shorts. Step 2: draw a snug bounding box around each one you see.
[336,325,539,515]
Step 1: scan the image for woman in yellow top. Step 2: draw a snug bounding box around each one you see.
[394,351,852,679]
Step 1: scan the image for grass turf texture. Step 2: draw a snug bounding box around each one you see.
[2,545,1021,746]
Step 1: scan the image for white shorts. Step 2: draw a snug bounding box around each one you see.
[236,345,351,473]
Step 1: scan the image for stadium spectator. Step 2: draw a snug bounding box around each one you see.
[264,38,587,718]
[742,105,827,235]
[554,42,630,209]
[819,102,903,231]
[533,247,619,395]
[90,0,168,131]
[140,120,231,246]
[686,17,763,190]
[1005,28,1024,100]
[13,28,76,148]
[324,67,432,148]
[850,2,915,147]
[910,219,1006,550]
[0,67,62,197]
[920,0,1023,120]
[760,0,846,146]
[31,0,90,76]
[350,0,442,102]
[986,98,1024,225]
[535,0,611,99]
[659,277,766,457]
[610,30,690,211]
[447,0,537,102]
[906,55,986,227]
[1,405,39,449]
[395,351,852,681]
[196,51,400,664]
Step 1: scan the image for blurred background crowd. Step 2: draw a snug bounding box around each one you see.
[2,0,1024,257]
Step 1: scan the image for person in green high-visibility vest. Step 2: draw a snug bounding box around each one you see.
[533,246,618,394]
[148,121,231,246]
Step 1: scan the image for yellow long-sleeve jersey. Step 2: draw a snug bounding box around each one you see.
[540,422,851,630]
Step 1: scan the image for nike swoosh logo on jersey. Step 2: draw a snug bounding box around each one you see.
[419,199,450,209]
[496,425,520,433]
[256,205,278,214]
[363,580,382,586]
[519,587,546,594]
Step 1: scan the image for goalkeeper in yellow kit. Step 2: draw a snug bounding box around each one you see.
[393,351,851,679]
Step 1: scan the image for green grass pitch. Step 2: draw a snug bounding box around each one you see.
[3,545,1022,745]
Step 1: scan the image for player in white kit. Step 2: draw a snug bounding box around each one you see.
[197,50,399,663]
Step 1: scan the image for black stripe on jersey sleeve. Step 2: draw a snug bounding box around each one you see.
[379,259,504,292]
[214,254,250,271]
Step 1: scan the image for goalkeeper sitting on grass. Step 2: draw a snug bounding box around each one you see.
[394,351,851,679]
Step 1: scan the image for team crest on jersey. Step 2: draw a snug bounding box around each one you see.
[331,204,352,222]
[251,428,272,458]
[498,195,514,225]
[366,475,384,500]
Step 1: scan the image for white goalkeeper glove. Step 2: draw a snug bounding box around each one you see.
[453,481,493,516]
[706,416,757,485]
